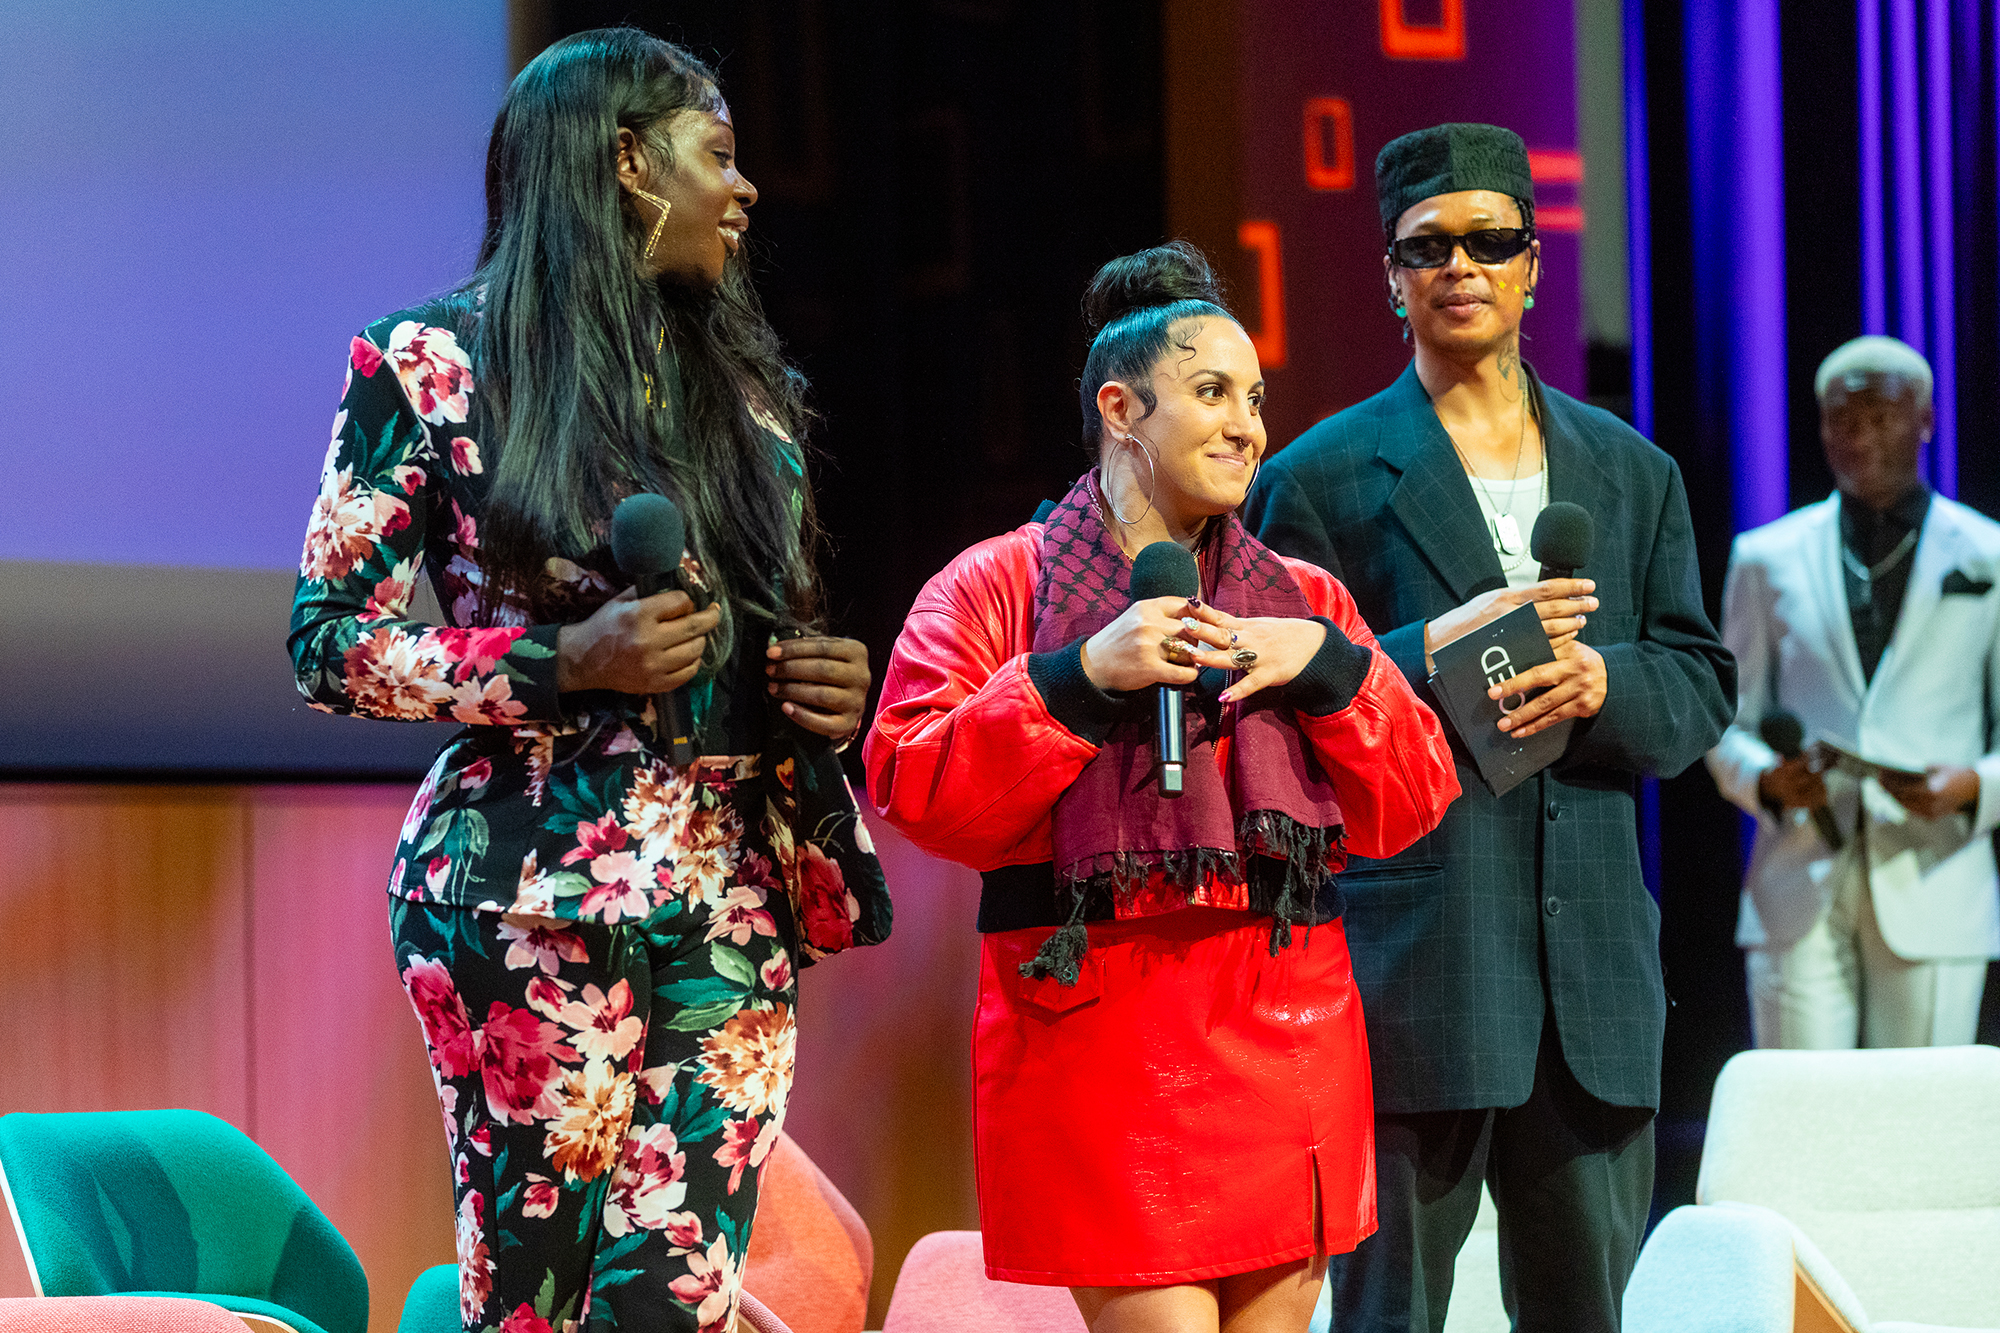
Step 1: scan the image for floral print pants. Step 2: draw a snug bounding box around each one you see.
[390,857,799,1333]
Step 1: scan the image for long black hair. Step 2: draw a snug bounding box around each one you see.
[466,27,818,662]
[1077,241,1236,451]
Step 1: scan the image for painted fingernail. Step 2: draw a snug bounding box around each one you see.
[1188,597,1204,609]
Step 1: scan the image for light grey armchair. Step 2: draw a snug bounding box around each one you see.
[1623,1045,2000,1333]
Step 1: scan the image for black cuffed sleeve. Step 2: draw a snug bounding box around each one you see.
[1025,634,1129,744]
[1282,617,1374,717]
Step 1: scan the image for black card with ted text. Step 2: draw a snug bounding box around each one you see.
[1427,601,1573,796]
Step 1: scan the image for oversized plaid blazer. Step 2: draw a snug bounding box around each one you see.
[1246,363,1735,1112]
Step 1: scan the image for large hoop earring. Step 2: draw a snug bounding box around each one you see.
[1104,436,1156,526]
[633,187,672,260]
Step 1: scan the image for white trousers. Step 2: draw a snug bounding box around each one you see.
[1747,857,1988,1049]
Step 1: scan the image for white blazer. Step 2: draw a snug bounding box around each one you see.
[1707,492,2000,960]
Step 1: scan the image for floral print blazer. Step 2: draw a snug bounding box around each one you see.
[289,298,889,960]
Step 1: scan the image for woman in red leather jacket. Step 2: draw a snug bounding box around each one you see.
[863,243,1459,1333]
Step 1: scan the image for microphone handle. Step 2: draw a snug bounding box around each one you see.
[634,572,697,767]
[1156,683,1186,798]
[1770,737,1846,854]
[1539,562,1574,582]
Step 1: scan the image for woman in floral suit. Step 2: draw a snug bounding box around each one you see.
[288,30,886,1333]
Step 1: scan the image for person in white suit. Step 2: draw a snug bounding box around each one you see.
[1708,336,2000,1049]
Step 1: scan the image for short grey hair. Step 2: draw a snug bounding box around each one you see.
[1814,335,1933,407]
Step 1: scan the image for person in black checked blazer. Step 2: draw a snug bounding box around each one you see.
[1245,124,1735,1333]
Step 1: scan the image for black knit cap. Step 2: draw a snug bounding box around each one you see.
[1375,122,1535,236]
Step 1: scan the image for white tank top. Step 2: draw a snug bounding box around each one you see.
[1468,468,1548,590]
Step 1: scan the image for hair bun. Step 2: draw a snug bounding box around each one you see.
[1080,241,1229,339]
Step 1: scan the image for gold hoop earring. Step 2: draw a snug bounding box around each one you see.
[634,187,671,260]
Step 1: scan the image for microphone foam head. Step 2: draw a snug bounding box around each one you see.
[1530,501,1595,571]
[1129,541,1201,601]
[611,492,686,580]
[1758,711,1805,755]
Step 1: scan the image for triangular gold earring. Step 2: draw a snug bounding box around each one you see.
[634,187,671,260]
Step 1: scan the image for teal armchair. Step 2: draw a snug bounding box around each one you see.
[0,1109,454,1333]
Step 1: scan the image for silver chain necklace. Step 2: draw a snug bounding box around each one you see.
[1840,528,1918,600]
[1444,396,1539,555]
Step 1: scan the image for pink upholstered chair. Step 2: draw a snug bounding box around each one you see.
[0,1295,246,1331]
[741,1133,874,1333]
[881,1231,1086,1333]
[740,1140,1084,1333]
[737,1291,795,1333]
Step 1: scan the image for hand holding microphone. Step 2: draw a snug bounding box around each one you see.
[1077,555,1204,694]
[1757,711,1843,851]
[1530,502,1597,647]
[1078,542,1204,796]
[1481,503,1611,739]
[554,493,713,764]
[1424,502,1599,665]
[1532,502,1595,581]
[1130,543,1203,797]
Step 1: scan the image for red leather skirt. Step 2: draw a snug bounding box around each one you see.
[971,906,1376,1287]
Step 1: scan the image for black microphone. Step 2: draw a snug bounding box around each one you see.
[1531,501,1595,580]
[1758,710,1844,852]
[610,493,697,767]
[1130,541,1201,798]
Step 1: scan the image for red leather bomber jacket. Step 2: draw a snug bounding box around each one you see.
[863,523,1460,874]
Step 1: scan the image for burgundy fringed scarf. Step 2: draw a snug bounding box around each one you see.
[1024,469,1347,984]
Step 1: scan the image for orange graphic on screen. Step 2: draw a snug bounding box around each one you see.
[1529,150,1585,231]
[1528,150,1584,182]
[1238,220,1287,369]
[1380,0,1466,60]
[1304,97,1356,191]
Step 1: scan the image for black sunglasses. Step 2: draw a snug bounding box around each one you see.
[1387,227,1535,269]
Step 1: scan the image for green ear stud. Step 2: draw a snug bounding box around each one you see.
[1523,294,1535,309]
[1394,304,1407,318]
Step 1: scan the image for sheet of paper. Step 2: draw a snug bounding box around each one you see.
[1814,739,1925,783]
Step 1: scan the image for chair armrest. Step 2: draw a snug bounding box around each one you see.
[737,1291,793,1333]
[1623,1205,1796,1333]
[1709,1203,1871,1333]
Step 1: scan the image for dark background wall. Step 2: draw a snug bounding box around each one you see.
[1633,0,1751,1215]
[520,0,1166,692]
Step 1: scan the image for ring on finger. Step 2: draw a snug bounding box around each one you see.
[1228,630,1240,647]
[1230,648,1258,670]
[1159,636,1192,663]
